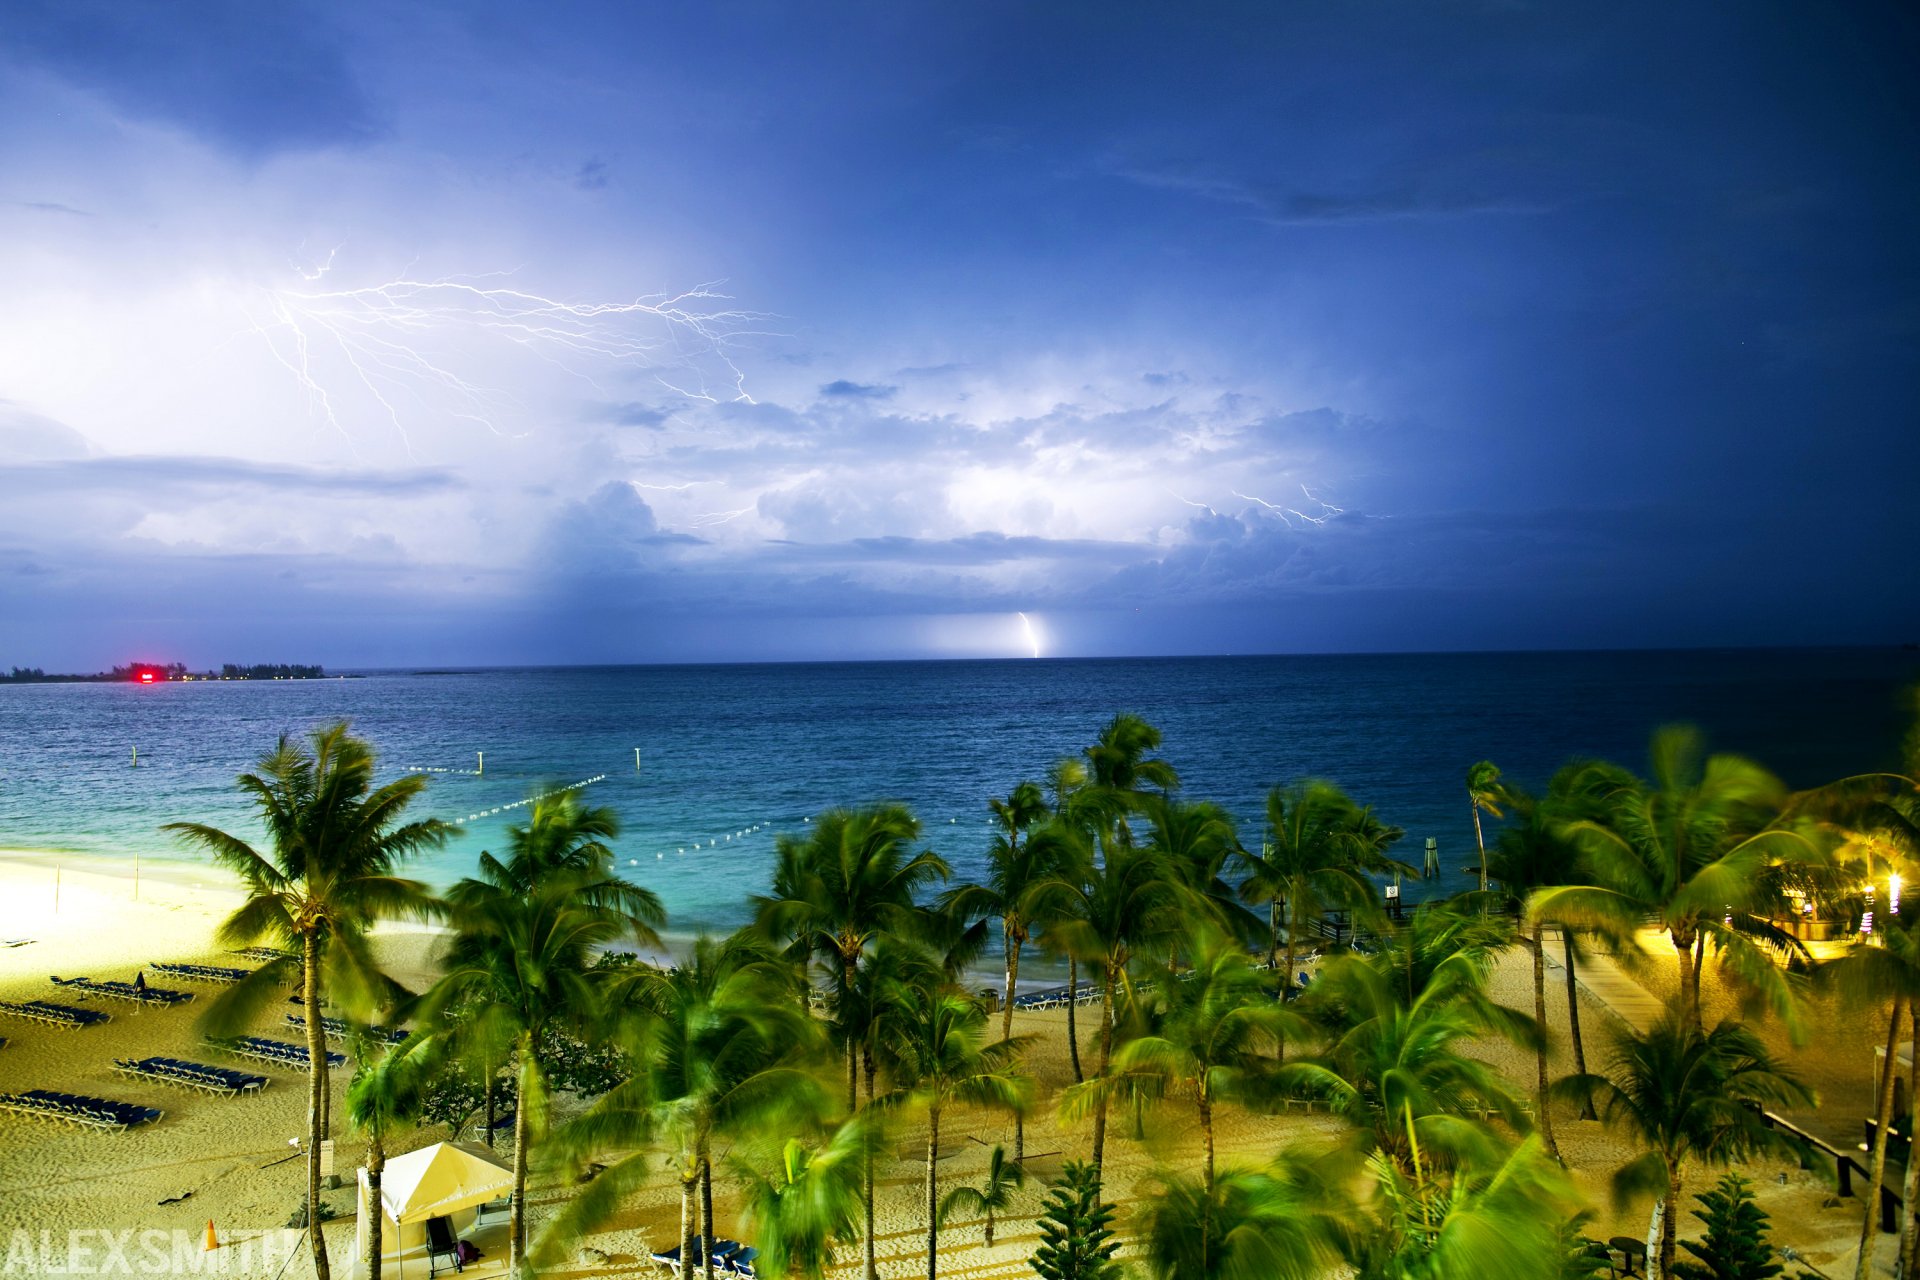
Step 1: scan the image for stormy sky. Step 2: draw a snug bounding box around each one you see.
[2,1,1915,667]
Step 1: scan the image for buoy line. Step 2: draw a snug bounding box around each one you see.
[444,774,610,827]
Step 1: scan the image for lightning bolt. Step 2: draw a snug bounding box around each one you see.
[1167,490,1220,516]
[1235,484,1344,527]
[243,266,773,457]
[688,505,755,528]
[1017,611,1042,659]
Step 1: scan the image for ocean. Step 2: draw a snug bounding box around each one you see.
[0,649,1913,936]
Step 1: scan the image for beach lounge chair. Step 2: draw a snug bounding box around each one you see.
[425,1215,462,1274]
[649,1243,683,1274]
[149,962,253,984]
[0,1089,162,1132]
[0,999,110,1028]
[52,976,195,1007]
[114,1057,267,1096]
[726,1245,758,1276]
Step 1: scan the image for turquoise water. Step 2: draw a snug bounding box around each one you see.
[0,650,1912,934]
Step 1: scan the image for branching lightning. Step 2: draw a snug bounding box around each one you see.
[245,266,772,457]
[688,506,755,528]
[1234,483,1344,528]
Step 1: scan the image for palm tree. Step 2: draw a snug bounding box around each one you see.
[537,933,829,1278]
[1819,910,1920,1280]
[1031,841,1190,1175]
[756,805,951,1110]
[881,981,1032,1280]
[1283,940,1535,1173]
[1489,764,1609,1158]
[1235,780,1404,1050]
[940,781,1055,1043]
[1110,928,1293,1192]
[936,1144,1026,1248]
[1139,795,1260,952]
[735,1118,878,1280]
[1135,1162,1337,1280]
[1532,726,1823,1032]
[164,723,449,1280]
[1346,1130,1583,1280]
[1084,712,1180,802]
[345,1028,429,1278]
[423,846,663,1276]
[1467,760,1505,900]
[1559,1016,1812,1278]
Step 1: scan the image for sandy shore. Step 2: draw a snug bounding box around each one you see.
[0,851,1892,1278]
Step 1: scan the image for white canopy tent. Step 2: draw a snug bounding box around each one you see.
[355,1142,512,1278]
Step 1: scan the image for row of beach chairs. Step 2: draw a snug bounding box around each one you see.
[1011,985,1105,1012]
[211,1036,345,1069]
[0,998,110,1029]
[230,947,295,962]
[51,976,195,1007]
[286,1013,408,1044]
[0,1089,162,1132]
[651,1238,759,1277]
[150,961,253,984]
[115,1056,268,1096]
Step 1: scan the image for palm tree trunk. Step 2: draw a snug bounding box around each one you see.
[302,929,331,1280]
[865,1049,878,1280]
[1673,928,1702,1033]
[365,1133,384,1278]
[511,1055,532,1277]
[1562,930,1596,1120]
[1691,932,1708,1025]
[985,1204,995,1249]
[926,1102,941,1280]
[1659,1161,1682,1280]
[1002,926,1020,1042]
[1862,1000,1908,1280]
[1090,964,1116,1177]
[484,1066,495,1148]
[680,1168,697,1280]
[1279,898,1298,1065]
[1901,1030,1920,1280]
[1268,898,1280,970]
[1531,919,1560,1161]
[1066,957,1083,1083]
[1471,800,1488,901]
[1199,1093,1214,1194]
[701,1151,717,1280]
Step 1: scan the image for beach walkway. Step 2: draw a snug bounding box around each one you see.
[1542,928,1670,1034]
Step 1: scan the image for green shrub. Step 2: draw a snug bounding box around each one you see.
[1029,1161,1121,1280]
[1674,1173,1782,1280]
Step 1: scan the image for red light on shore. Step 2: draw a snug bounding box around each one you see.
[139,671,156,683]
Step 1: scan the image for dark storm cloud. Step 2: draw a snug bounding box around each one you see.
[819,379,897,400]
[5,0,381,156]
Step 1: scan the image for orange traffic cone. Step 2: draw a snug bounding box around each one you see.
[203,1220,218,1251]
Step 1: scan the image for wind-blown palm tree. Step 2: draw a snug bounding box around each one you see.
[1819,911,1920,1280]
[1532,726,1823,1033]
[1140,795,1260,952]
[735,1118,879,1280]
[1284,945,1535,1173]
[346,1028,430,1278]
[1489,763,1611,1158]
[164,723,449,1280]
[538,933,828,1279]
[936,1144,1026,1248]
[1558,1016,1812,1278]
[423,843,663,1276]
[880,983,1032,1280]
[1236,780,1404,1049]
[756,806,951,1110]
[1031,842,1190,1175]
[1135,1161,1337,1280]
[1467,760,1505,900]
[941,781,1055,1043]
[1110,928,1293,1193]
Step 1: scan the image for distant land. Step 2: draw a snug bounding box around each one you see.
[0,662,349,684]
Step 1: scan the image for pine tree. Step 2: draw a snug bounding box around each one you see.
[1029,1162,1121,1280]
[1674,1174,1783,1280]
